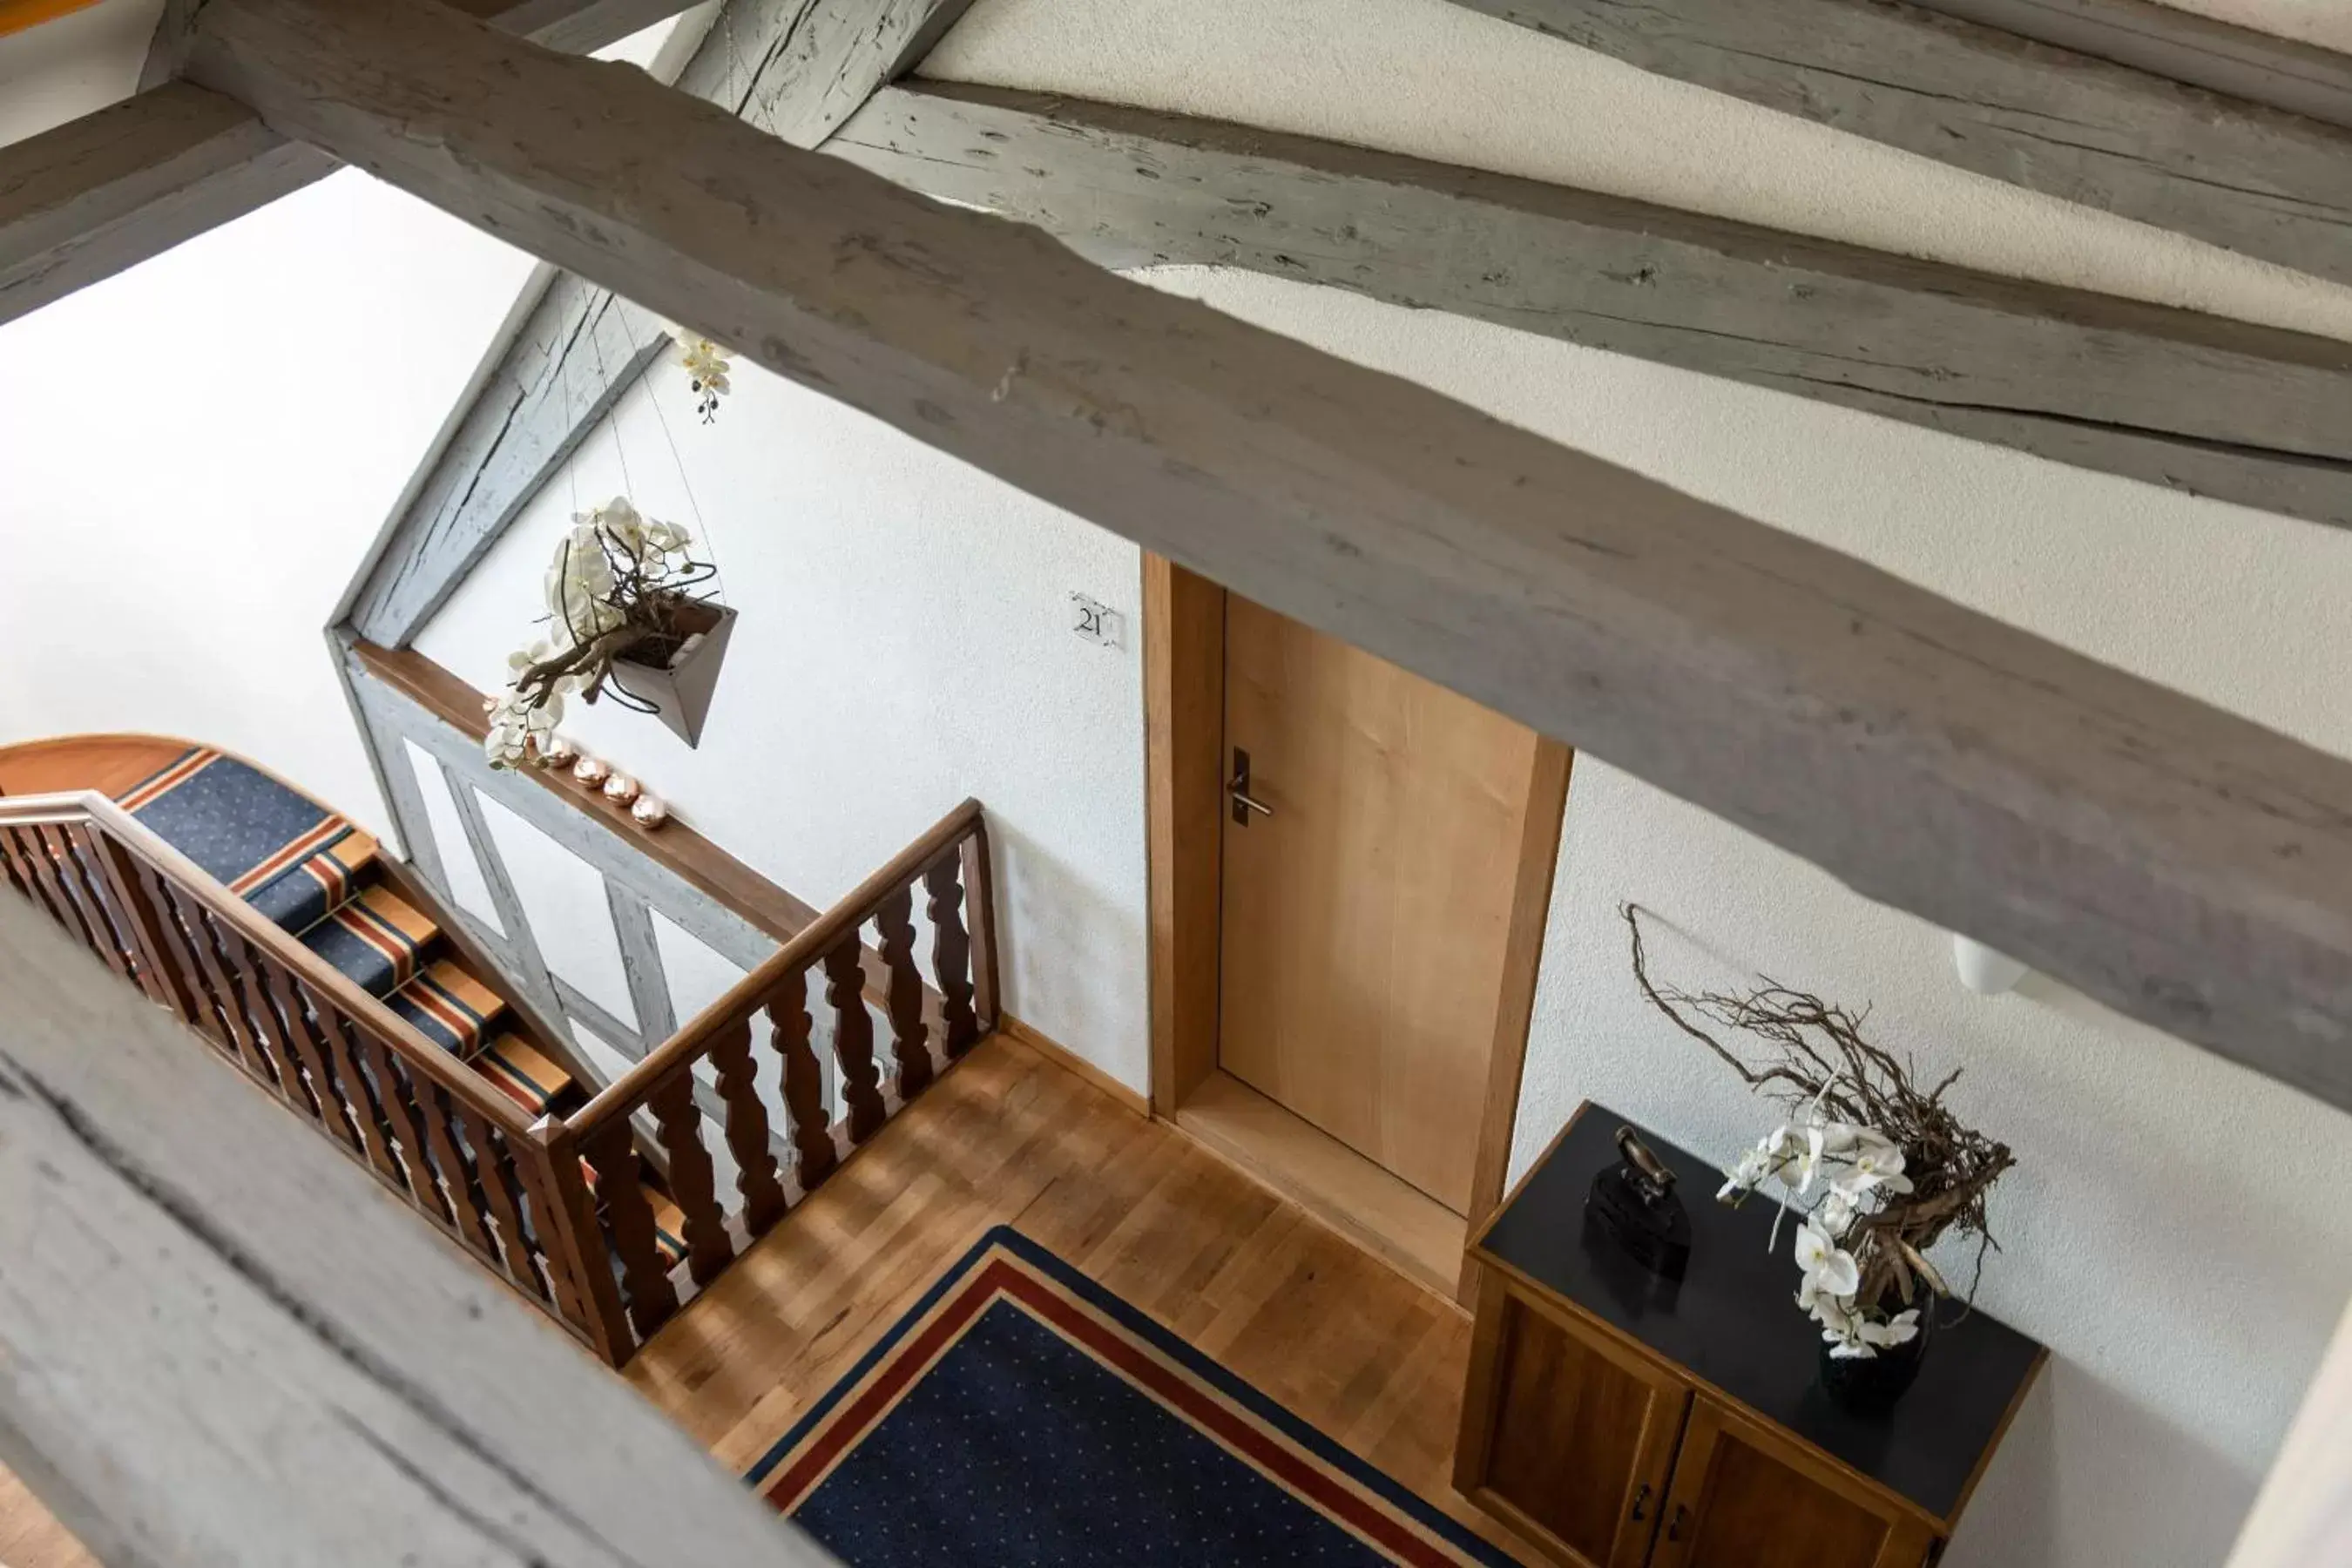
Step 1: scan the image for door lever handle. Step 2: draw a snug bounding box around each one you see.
[1229,747,1274,826]
[1629,1483,1651,1522]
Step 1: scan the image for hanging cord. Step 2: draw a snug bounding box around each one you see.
[644,350,727,607]
[585,317,639,504]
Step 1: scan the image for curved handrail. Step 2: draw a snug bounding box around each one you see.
[0,789,538,1133]
[567,796,986,1132]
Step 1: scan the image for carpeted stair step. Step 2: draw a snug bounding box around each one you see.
[389,958,506,1055]
[470,1033,579,1119]
[247,832,380,936]
[299,881,443,998]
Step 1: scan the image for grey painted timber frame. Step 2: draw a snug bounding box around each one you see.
[0,0,704,331]
[829,82,2352,531]
[0,896,835,1568]
[181,0,2352,1117]
[341,0,977,649]
[1442,0,2352,288]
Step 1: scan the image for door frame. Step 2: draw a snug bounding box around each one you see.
[1142,554,1573,1301]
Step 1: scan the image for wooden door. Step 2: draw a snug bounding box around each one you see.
[1217,593,1546,1212]
[1456,1274,1688,1568]
[1649,1396,1936,1568]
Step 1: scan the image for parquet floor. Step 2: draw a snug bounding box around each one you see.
[628,1031,1540,1561]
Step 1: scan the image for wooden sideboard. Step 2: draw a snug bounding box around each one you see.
[1456,1104,2044,1568]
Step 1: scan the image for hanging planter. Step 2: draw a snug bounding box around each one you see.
[483,497,736,767]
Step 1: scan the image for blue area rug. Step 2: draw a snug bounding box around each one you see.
[747,1227,1514,1567]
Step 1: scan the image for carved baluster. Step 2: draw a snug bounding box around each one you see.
[580,1119,680,1338]
[91,835,198,1018]
[22,825,102,954]
[306,986,406,1188]
[873,885,933,1098]
[52,825,137,981]
[355,1031,453,1220]
[130,862,234,1048]
[260,957,356,1146]
[646,1074,732,1286]
[453,1105,548,1302]
[708,1017,787,1235]
[924,851,980,1058]
[963,823,1000,1034]
[767,968,835,1193]
[195,909,303,1107]
[0,827,37,905]
[526,1118,634,1366]
[414,1078,498,1259]
[164,886,280,1086]
[824,933,885,1144]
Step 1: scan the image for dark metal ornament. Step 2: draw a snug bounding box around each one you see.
[1586,1125,1693,1279]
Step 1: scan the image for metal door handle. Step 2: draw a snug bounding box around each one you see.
[1629,1483,1651,1522]
[1229,747,1274,826]
[1666,1503,1689,1542]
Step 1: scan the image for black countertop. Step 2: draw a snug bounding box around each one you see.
[1475,1103,2044,1526]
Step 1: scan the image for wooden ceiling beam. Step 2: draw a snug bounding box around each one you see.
[340,0,975,650]
[830,81,2352,531]
[0,0,702,330]
[189,0,2352,1112]
[1442,0,2352,288]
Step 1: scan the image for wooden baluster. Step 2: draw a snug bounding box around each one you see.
[579,1119,680,1338]
[305,986,407,1188]
[707,1016,787,1235]
[91,835,199,1019]
[51,825,137,982]
[414,1078,499,1260]
[261,960,362,1152]
[873,885,933,1098]
[646,1074,732,1287]
[0,826,37,904]
[526,1118,635,1366]
[823,934,885,1144]
[194,909,304,1108]
[963,821,1000,1035]
[135,864,240,1053]
[355,1031,454,1221]
[767,969,835,1193]
[923,851,979,1058]
[21,824,102,954]
[164,887,280,1087]
[453,1105,548,1303]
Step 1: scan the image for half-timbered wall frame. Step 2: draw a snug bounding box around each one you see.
[6,0,2352,1558]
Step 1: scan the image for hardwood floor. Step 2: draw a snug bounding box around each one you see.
[0,1462,96,1568]
[630,1031,1542,1562]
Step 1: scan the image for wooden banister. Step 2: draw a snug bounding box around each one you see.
[568,797,985,1131]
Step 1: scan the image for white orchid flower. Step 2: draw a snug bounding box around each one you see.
[1812,1186,1857,1236]
[1846,1142,1915,1196]
[1793,1217,1861,1297]
[1859,1309,1922,1349]
[1828,1335,1880,1360]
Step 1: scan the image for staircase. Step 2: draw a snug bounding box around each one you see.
[0,735,997,1366]
[113,747,578,1123]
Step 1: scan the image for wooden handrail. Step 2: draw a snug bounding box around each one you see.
[568,796,986,1132]
[0,789,538,1134]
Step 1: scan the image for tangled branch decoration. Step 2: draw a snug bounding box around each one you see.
[1625,903,2013,1354]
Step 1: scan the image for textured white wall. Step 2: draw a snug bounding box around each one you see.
[413,353,1151,1086]
[902,4,2352,1561]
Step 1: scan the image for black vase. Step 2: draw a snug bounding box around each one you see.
[1817,1307,1936,1415]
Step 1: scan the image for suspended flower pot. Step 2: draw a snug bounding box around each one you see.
[609,598,736,749]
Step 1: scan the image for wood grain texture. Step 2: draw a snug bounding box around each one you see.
[1142,555,1225,1116]
[0,894,833,1568]
[344,0,977,652]
[1651,1397,1936,1568]
[0,0,700,332]
[1219,593,1543,1213]
[832,81,2352,531]
[191,0,2352,1112]
[0,1460,95,1568]
[1443,0,2352,289]
[1174,1069,1468,1299]
[622,1031,1543,1565]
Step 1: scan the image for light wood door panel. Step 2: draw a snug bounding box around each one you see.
[1217,593,1540,1213]
[1457,1277,1687,1568]
[1652,1396,1935,1568]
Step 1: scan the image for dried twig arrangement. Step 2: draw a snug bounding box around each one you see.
[1625,903,2013,1351]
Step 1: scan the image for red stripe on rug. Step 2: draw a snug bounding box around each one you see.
[118,749,217,812]
[763,1252,1471,1566]
[227,817,347,896]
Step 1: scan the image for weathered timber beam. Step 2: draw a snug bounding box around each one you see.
[832,82,2352,531]
[0,896,834,1568]
[189,0,2352,1113]
[344,0,976,648]
[0,0,701,331]
[1440,0,2352,290]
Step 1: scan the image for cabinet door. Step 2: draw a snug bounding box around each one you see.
[1456,1274,1690,1568]
[1648,1396,1936,1568]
